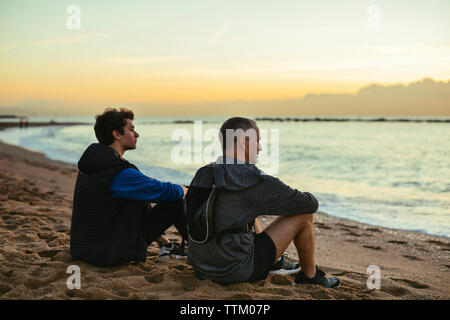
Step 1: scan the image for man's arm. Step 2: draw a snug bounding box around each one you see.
[254,176,319,216]
[110,168,185,203]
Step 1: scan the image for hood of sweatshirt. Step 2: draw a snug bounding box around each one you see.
[78,143,127,174]
[212,156,265,191]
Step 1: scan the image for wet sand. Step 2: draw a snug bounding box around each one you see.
[0,140,449,300]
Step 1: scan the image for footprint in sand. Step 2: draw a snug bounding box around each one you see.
[366,228,382,233]
[403,255,423,261]
[270,274,293,286]
[316,223,332,230]
[168,268,199,291]
[381,285,410,297]
[144,271,166,284]
[336,223,359,230]
[172,264,192,271]
[388,240,408,245]
[363,245,383,251]
[329,270,367,289]
[37,249,60,258]
[390,277,430,289]
[426,240,450,248]
[144,273,164,284]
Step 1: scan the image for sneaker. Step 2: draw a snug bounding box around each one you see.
[159,242,187,259]
[269,254,300,275]
[292,265,340,288]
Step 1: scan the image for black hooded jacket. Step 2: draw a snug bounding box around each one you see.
[70,143,148,266]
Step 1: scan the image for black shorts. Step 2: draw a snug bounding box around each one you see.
[247,232,277,283]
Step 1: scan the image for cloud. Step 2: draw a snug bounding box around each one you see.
[210,17,233,45]
[297,78,450,116]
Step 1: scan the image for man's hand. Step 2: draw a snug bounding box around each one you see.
[180,185,188,199]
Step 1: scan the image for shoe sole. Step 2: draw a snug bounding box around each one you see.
[269,268,300,275]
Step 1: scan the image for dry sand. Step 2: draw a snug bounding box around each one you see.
[0,140,449,300]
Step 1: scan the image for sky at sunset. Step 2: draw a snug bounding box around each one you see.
[0,0,449,116]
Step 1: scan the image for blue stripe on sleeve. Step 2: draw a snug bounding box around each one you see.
[109,168,183,203]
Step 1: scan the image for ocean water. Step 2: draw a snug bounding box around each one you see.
[1,116,449,238]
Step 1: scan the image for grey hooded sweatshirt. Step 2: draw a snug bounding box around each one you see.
[187,156,319,284]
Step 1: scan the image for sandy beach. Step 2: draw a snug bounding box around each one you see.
[0,138,449,300]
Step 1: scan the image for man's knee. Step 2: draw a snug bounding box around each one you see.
[294,213,314,227]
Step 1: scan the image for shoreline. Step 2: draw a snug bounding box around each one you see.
[0,121,88,131]
[1,116,449,131]
[0,138,449,299]
[255,117,450,123]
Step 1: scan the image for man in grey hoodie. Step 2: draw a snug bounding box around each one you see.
[187,117,340,287]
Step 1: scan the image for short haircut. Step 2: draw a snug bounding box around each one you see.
[94,108,134,145]
[219,117,257,151]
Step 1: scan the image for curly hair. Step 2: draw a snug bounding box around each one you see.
[94,108,135,145]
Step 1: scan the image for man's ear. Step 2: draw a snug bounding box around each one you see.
[236,135,246,151]
[111,129,121,141]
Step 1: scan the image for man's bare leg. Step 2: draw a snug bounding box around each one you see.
[253,218,263,234]
[263,214,316,278]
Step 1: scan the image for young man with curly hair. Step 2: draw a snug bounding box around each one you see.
[70,108,188,266]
